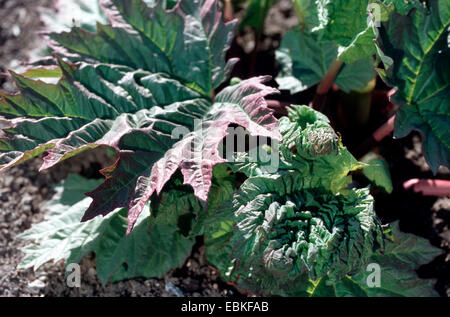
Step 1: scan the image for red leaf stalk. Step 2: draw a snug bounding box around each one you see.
[403,179,450,197]
[311,59,343,110]
[223,0,234,22]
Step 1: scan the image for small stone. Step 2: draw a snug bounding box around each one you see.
[21,193,33,205]
[28,279,46,293]
[3,176,14,187]
[11,24,21,37]
[165,282,184,297]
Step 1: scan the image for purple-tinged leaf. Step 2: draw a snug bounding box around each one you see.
[84,77,280,233]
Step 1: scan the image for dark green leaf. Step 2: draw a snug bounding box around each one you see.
[376,0,450,172]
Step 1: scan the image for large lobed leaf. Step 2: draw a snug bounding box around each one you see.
[0,0,280,233]
[376,0,450,173]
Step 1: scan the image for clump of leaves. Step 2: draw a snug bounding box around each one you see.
[205,106,442,296]
[0,0,280,235]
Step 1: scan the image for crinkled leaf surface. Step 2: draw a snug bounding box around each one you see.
[206,106,382,295]
[276,29,375,94]
[239,175,382,285]
[0,0,280,233]
[376,0,450,173]
[206,191,442,297]
[206,172,384,295]
[18,174,195,284]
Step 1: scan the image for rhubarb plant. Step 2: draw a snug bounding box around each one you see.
[1,0,445,296]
